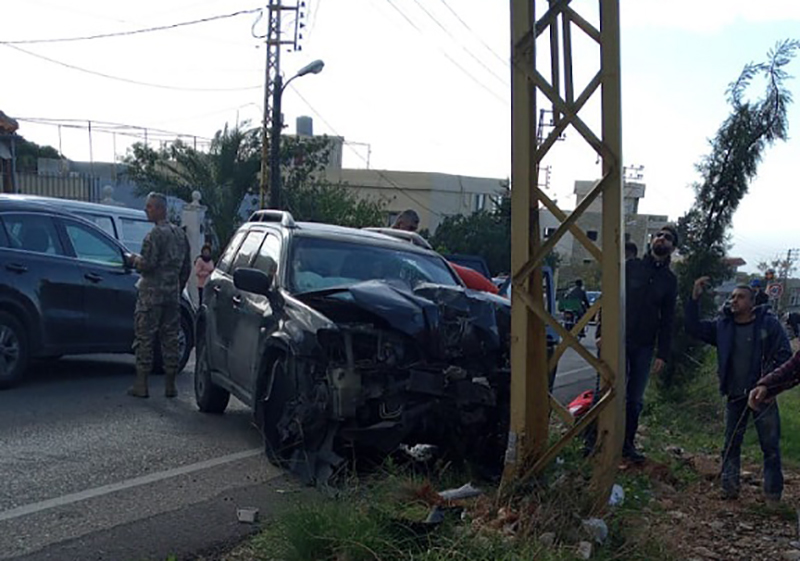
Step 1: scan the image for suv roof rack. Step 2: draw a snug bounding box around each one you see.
[362,227,433,250]
[249,209,296,228]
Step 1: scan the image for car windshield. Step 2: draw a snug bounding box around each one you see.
[288,236,459,294]
[119,218,153,253]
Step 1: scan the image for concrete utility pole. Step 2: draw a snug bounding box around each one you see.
[505,0,623,510]
[255,0,303,209]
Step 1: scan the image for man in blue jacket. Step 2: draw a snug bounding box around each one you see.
[686,277,791,502]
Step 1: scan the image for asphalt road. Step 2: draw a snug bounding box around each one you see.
[552,325,600,405]
[0,334,599,561]
[0,354,298,561]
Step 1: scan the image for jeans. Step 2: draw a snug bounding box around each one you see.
[722,398,783,498]
[624,345,654,453]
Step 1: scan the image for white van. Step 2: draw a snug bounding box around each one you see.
[0,194,152,252]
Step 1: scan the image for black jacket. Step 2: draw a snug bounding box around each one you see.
[626,254,677,360]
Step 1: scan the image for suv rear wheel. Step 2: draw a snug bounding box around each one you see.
[194,338,229,414]
[0,312,28,390]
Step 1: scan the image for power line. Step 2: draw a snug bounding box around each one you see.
[287,83,444,218]
[409,0,508,87]
[382,0,508,106]
[437,0,509,68]
[2,44,261,92]
[16,117,214,142]
[0,7,263,44]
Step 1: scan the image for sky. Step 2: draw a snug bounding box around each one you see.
[2,0,800,273]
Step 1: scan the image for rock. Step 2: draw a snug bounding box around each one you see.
[608,484,625,506]
[738,522,754,531]
[782,552,800,561]
[539,532,556,548]
[577,541,593,559]
[236,507,259,523]
[669,510,686,520]
[694,546,720,559]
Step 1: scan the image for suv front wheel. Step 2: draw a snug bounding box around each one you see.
[0,312,28,390]
[195,338,230,414]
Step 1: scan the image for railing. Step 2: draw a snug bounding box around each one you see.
[14,172,101,202]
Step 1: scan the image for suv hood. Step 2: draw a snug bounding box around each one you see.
[295,280,510,359]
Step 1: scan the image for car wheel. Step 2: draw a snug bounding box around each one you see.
[194,339,229,414]
[0,312,28,390]
[258,354,302,466]
[153,313,194,375]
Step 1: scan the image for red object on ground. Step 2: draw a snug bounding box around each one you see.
[450,262,499,294]
[568,390,595,417]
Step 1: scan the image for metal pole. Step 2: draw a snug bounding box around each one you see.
[259,35,271,209]
[269,75,283,209]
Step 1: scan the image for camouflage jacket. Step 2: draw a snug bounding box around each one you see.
[136,220,191,306]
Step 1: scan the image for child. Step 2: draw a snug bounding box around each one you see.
[194,244,214,304]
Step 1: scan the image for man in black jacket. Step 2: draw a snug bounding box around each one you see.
[621,226,679,461]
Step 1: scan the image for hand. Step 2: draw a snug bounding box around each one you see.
[748,385,768,410]
[651,358,665,375]
[692,276,710,300]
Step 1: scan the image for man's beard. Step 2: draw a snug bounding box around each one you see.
[652,245,670,257]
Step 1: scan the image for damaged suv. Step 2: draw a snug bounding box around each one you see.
[195,211,513,482]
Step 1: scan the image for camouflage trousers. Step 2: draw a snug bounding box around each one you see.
[133,302,181,376]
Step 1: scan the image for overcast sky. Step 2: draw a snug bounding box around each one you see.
[3,0,799,273]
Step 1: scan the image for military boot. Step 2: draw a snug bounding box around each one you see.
[127,369,149,398]
[164,372,178,398]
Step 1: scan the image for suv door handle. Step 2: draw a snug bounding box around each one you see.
[213,285,221,293]
[232,295,242,305]
[5,263,27,274]
[84,272,103,283]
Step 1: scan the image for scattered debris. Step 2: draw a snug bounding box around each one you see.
[236,507,259,524]
[576,540,593,559]
[438,482,483,501]
[539,532,556,548]
[581,518,608,544]
[608,483,625,506]
[399,444,438,462]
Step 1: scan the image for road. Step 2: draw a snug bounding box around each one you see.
[0,334,599,561]
[0,354,304,561]
[552,325,600,405]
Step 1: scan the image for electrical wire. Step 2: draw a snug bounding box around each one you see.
[437,0,509,68]
[383,0,508,106]
[2,44,261,92]
[409,0,508,87]
[16,117,214,142]
[287,83,444,218]
[0,7,263,44]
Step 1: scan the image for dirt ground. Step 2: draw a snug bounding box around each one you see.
[636,452,800,561]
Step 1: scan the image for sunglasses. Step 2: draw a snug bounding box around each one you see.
[654,232,674,243]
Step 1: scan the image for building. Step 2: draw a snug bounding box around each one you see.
[541,177,669,268]
[0,110,19,194]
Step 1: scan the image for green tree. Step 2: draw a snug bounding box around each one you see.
[665,39,799,390]
[124,124,386,248]
[14,136,61,173]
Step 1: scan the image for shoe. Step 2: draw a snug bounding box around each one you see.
[164,372,178,398]
[126,386,149,398]
[622,447,646,464]
[721,487,740,500]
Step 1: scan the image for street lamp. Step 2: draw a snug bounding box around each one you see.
[268,59,325,209]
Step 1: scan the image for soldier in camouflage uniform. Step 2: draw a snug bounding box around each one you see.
[126,192,191,398]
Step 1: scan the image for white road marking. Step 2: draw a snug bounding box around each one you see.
[556,365,594,378]
[0,448,263,523]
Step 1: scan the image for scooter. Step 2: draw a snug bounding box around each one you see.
[562,309,586,339]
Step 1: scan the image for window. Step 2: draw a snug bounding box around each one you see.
[119,218,153,253]
[218,230,247,273]
[2,214,64,256]
[474,193,487,212]
[253,234,281,275]
[587,230,598,241]
[64,221,124,267]
[77,213,116,239]
[544,227,557,238]
[231,231,266,271]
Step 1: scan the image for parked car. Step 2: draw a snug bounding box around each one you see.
[195,210,513,482]
[0,194,154,252]
[0,198,195,389]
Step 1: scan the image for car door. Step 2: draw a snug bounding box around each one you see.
[228,231,281,390]
[0,212,85,352]
[204,229,246,377]
[58,217,138,352]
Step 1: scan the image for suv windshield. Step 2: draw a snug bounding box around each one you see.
[289,236,458,294]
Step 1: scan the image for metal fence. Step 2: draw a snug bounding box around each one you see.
[14,172,101,202]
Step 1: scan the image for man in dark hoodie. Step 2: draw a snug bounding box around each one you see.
[686,278,791,502]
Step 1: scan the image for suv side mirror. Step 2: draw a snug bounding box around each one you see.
[233,267,274,296]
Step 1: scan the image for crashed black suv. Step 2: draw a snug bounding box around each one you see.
[195,211,512,481]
